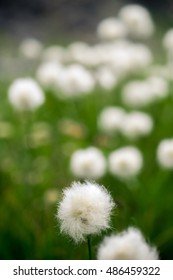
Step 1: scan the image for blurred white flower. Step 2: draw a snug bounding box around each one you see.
[147,76,169,99]
[98,106,126,134]
[130,44,153,70]
[36,62,63,89]
[19,38,43,59]
[8,78,45,111]
[122,80,154,107]
[95,66,118,90]
[163,29,173,59]
[121,111,153,139]
[70,147,106,179]
[108,146,143,179]
[42,45,66,63]
[67,42,90,63]
[107,41,152,77]
[97,227,159,259]
[119,4,155,39]
[97,17,127,40]
[157,139,173,169]
[57,181,115,243]
[58,64,95,98]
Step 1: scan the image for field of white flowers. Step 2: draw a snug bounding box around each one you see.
[0,4,173,260]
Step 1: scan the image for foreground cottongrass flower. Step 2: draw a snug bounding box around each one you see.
[97,227,159,259]
[121,111,153,139]
[8,78,45,111]
[57,181,115,243]
[98,106,126,134]
[70,147,106,179]
[119,4,154,39]
[108,146,143,179]
[157,139,173,169]
[97,17,127,40]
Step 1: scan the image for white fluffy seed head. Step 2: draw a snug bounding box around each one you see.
[95,66,118,90]
[19,38,43,59]
[8,78,45,111]
[70,147,106,179]
[157,139,173,169]
[57,181,115,243]
[58,64,95,98]
[108,146,143,179]
[119,4,155,39]
[121,111,153,139]
[98,106,126,134]
[36,62,63,89]
[122,81,155,107]
[97,17,127,40]
[42,45,66,63]
[163,29,173,56]
[147,76,169,99]
[97,227,159,259]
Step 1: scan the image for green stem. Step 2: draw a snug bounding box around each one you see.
[87,236,92,260]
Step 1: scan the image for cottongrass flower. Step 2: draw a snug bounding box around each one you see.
[95,66,118,90]
[8,78,45,111]
[70,147,106,179]
[19,38,43,59]
[58,64,95,98]
[147,76,169,99]
[97,17,127,40]
[97,227,159,259]
[42,45,66,63]
[157,139,173,169]
[109,42,153,76]
[162,29,173,60]
[67,42,91,64]
[36,62,63,89]
[121,111,153,140]
[108,146,143,179]
[122,80,154,107]
[98,106,126,134]
[57,181,115,244]
[119,4,155,39]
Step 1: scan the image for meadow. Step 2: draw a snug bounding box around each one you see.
[0,4,173,260]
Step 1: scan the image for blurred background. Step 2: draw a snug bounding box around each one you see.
[0,0,173,42]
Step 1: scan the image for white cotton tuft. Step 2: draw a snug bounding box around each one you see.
[97,17,127,40]
[157,139,173,169]
[70,147,106,179]
[98,106,126,134]
[57,181,115,243]
[121,111,153,139]
[97,227,159,259]
[8,78,45,111]
[108,146,143,179]
[58,64,95,98]
[119,4,155,39]
[36,62,64,89]
[19,38,43,59]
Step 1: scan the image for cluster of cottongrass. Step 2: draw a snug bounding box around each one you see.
[2,3,173,260]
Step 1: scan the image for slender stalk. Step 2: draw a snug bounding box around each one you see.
[87,236,92,260]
